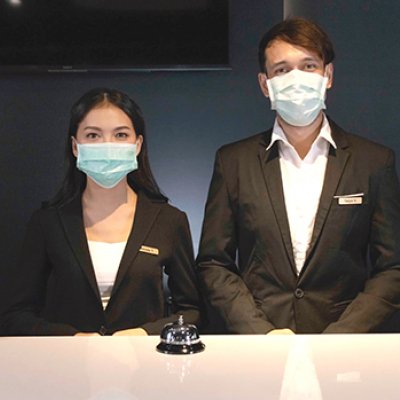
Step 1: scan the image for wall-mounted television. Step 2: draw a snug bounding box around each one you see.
[0,0,230,72]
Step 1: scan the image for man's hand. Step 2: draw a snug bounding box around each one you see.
[267,328,295,335]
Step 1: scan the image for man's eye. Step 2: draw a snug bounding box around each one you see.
[304,63,317,71]
[275,68,288,76]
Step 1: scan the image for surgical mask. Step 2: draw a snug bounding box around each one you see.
[266,69,328,127]
[76,142,138,189]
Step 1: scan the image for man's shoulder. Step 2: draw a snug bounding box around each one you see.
[346,132,393,155]
[217,130,270,157]
[330,120,394,162]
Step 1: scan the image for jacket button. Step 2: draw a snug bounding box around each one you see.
[99,325,107,336]
[294,288,304,299]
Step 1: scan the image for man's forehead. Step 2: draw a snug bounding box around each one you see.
[265,39,322,64]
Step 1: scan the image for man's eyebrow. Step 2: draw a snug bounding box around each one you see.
[269,60,288,68]
[270,56,320,68]
[302,56,320,62]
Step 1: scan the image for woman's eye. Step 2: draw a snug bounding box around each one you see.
[115,132,129,139]
[86,132,99,139]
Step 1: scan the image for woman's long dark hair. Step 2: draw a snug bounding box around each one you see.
[45,88,167,208]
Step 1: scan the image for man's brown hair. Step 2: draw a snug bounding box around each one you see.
[258,17,335,73]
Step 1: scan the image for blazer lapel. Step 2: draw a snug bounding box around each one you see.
[111,192,162,297]
[58,196,101,301]
[303,123,350,269]
[258,135,296,273]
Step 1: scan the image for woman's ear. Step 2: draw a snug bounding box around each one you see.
[135,135,143,156]
[258,72,269,97]
[71,137,78,158]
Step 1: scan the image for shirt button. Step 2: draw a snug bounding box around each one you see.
[294,288,304,299]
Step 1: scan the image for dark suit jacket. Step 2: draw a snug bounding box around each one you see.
[197,120,400,333]
[1,192,201,335]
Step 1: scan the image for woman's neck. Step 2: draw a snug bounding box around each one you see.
[82,178,136,215]
[82,178,137,241]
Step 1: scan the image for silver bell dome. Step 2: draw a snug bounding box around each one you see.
[156,315,205,355]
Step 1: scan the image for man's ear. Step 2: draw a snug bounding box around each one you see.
[258,72,269,97]
[71,137,78,158]
[325,63,334,89]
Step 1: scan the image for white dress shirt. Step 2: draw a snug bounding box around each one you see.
[266,115,336,274]
[88,241,126,309]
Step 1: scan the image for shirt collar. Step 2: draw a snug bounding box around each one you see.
[266,113,337,151]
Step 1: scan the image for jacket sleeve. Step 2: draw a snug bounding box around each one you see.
[0,211,79,336]
[325,150,400,333]
[140,211,201,334]
[196,149,275,333]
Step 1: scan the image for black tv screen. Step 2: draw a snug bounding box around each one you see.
[0,0,230,72]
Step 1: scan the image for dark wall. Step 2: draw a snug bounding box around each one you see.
[284,0,400,167]
[0,0,282,271]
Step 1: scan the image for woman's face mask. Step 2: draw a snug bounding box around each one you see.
[76,142,138,189]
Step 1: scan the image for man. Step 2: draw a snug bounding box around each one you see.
[196,18,400,334]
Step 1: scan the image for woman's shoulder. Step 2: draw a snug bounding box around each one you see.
[148,196,186,217]
[30,195,81,225]
[139,192,188,224]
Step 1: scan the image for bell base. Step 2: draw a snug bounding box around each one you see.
[156,342,205,355]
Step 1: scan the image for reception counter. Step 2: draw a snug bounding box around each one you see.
[0,334,399,399]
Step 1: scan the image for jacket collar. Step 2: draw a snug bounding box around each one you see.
[302,119,350,276]
[259,134,297,274]
[258,118,350,277]
[57,191,163,304]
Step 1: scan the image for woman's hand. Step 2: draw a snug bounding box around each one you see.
[112,328,148,336]
[74,332,101,337]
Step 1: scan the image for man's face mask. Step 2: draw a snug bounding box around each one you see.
[76,142,138,189]
[266,69,329,127]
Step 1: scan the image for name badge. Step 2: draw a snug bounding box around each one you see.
[139,245,159,256]
[338,197,362,205]
[334,193,364,206]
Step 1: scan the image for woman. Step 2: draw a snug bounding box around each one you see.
[1,88,201,336]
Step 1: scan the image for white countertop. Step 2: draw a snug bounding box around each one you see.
[0,334,399,399]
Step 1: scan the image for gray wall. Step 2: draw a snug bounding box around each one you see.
[284,0,400,165]
[0,0,282,271]
[1,0,399,329]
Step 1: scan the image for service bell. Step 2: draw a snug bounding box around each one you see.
[156,315,205,355]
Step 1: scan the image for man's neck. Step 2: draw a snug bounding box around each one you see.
[278,113,324,159]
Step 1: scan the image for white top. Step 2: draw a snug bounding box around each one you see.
[87,241,126,309]
[267,115,336,274]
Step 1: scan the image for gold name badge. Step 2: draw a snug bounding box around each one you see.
[139,245,159,256]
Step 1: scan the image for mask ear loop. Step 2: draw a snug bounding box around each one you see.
[266,76,276,107]
[320,69,330,101]
[71,136,79,158]
[323,63,334,89]
[263,72,269,98]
